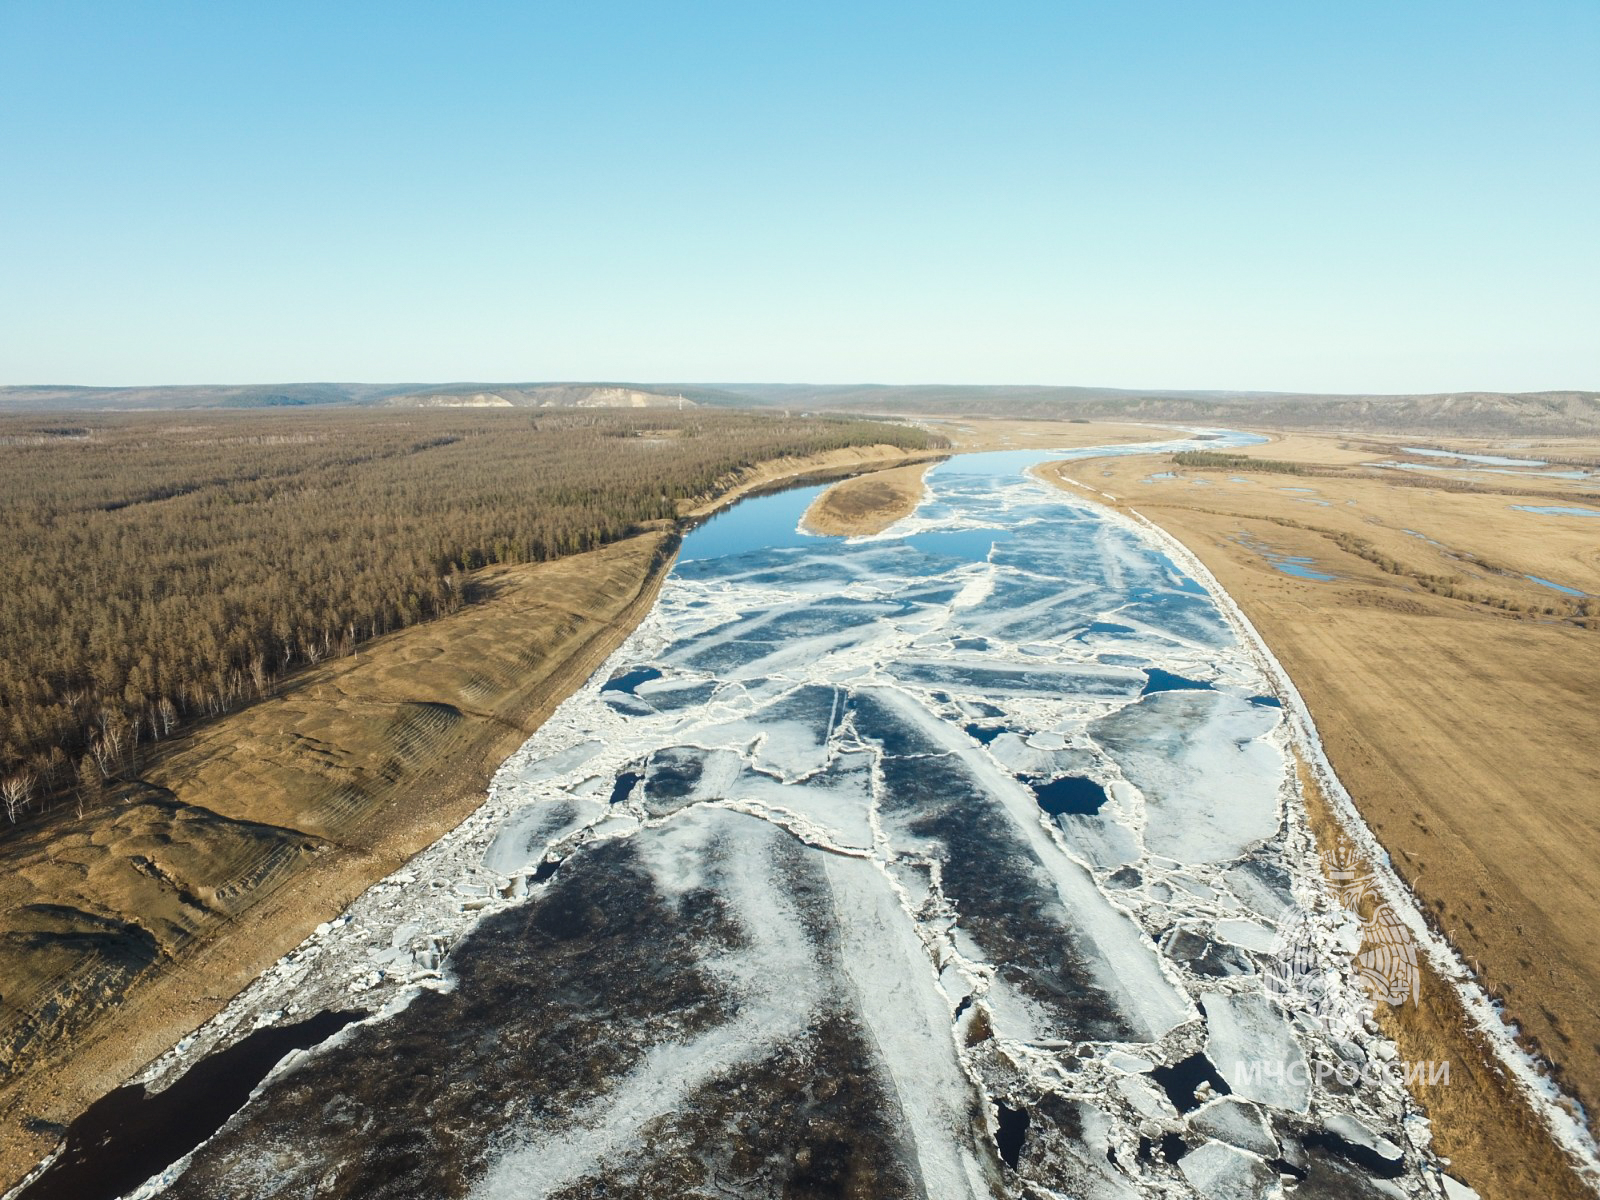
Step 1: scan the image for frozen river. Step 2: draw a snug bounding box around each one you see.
[33,432,1463,1199]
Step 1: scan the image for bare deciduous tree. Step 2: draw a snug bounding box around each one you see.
[88,735,113,779]
[2,771,35,823]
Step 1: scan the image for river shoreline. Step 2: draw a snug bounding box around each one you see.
[1038,456,1600,1199]
[25,426,1443,1198]
[14,427,1589,1199]
[0,441,941,1196]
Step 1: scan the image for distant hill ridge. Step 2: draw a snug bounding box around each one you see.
[0,382,729,412]
[1,380,1595,435]
[387,384,708,409]
[722,383,1600,436]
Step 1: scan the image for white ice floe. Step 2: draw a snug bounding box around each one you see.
[1189,1096,1279,1157]
[1213,918,1280,954]
[1203,989,1311,1112]
[1177,1141,1280,1200]
[821,853,1001,1198]
[1091,690,1284,864]
[1325,1111,1404,1163]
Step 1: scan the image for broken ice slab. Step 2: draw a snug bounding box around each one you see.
[638,746,745,816]
[1189,1095,1279,1157]
[1092,690,1285,863]
[500,738,602,787]
[890,656,1147,700]
[1321,1111,1405,1172]
[690,682,844,779]
[1178,1140,1282,1200]
[1224,859,1296,921]
[481,796,605,876]
[1165,926,1257,978]
[1055,810,1143,871]
[724,750,877,851]
[629,677,720,712]
[1213,918,1279,954]
[981,731,1100,780]
[1203,989,1311,1113]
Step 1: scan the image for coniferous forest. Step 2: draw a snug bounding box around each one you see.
[0,408,942,823]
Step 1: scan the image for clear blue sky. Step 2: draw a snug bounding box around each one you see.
[2,2,1595,392]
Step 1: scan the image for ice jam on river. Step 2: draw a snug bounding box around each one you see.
[90,434,1475,1199]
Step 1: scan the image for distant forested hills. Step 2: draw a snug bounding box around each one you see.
[2,380,1596,435]
[718,383,1600,437]
[0,382,752,412]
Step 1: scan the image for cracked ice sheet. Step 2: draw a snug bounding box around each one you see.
[861,684,1192,1044]
[470,808,831,1198]
[820,852,1003,1198]
[131,429,1449,1200]
[513,806,1011,1198]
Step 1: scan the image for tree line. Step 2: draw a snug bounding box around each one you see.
[0,408,942,824]
[1172,450,1315,475]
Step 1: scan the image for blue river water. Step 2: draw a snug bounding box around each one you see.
[1401,446,1549,467]
[1511,504,1600,518]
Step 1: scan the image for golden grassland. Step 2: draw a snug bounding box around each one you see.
[920,416,1168,452]
[0,441,933,1190]
[0,536,672,1185]
[1041,430,1599,1198]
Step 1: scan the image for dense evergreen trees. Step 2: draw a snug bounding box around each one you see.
[0,409,940,821]
[1171,451,1312,475]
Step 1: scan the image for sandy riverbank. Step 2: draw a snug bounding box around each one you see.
[801,462,933,535]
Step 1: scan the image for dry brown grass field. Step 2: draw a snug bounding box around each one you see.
[0,437,936,1190]
[1040,428,1599,1198]
[922,416,1168,452]
[0,536,672,1185]
[1295,757,1594,1200]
